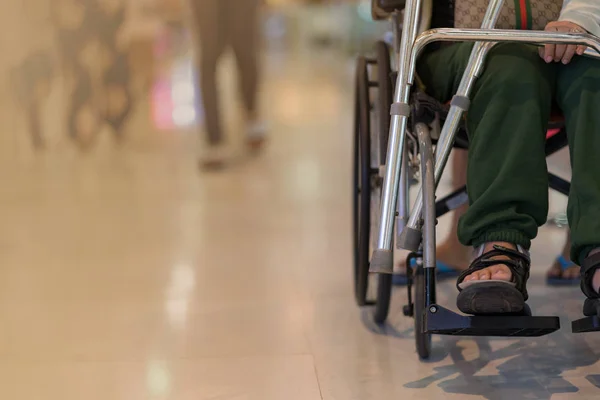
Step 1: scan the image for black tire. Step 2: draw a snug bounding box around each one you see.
[373,42,394,324]
[414,267,432,359]
[374,274,393,323]
[376,41,393,163]
[353,56,372,307]
[352,64,361,303]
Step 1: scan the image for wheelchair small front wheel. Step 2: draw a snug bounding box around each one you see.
[414,266,432,359]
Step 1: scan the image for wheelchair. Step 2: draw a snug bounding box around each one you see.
[353,0,600,359]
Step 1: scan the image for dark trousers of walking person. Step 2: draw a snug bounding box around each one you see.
[188,0,261,147]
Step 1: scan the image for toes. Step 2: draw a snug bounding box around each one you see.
[490,266,512,281]
[463,273,476,282]
[463,265,512,283]
[547,263,562,278]
[565,267,580,279]
[546,261,580,280]
[464,271,485,281]
[479,269,492,280]
[464,269,491,282]
[547,271,561,278]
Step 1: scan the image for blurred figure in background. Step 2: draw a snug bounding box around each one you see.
[188,0,267,170]
[54,0,132,149]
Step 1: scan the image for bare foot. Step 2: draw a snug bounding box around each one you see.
[461,242,515,284]
[546,256,579,281]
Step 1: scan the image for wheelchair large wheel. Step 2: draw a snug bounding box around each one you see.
[353,49,395,317]
[372,41,394,324]
[376,41,393,164]
[374,274,393,323]
[353,55,374,306]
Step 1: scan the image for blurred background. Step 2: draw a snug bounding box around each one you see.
[0,0,581,399]
[2,0,386,156]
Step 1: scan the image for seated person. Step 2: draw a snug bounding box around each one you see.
[416,0,600,315]
[395,149,578,286]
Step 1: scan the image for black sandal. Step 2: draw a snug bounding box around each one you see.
[580,252,600,317]
[456,245,531,315]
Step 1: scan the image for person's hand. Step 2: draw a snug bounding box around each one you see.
[540,21,588,64]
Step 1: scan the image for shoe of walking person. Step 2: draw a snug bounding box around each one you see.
[199,143,230,171]
[246,120,267,153]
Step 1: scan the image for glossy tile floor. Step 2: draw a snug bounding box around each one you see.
[2,27,600,400]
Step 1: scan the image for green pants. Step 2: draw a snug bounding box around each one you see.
[417,43,600,263]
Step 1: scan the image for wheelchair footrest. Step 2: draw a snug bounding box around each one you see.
[425,305,560,337]
[572,315,600,333]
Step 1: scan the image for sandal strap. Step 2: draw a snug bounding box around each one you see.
[580,252,600,299]
[456,245,531,300]
[557,255,576,270]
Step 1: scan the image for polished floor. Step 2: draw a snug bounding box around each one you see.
[1,17,600,400]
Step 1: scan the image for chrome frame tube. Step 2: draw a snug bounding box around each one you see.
[393,10,409,250]
[415,122,436,269]
[396,144,409,244]
[391,10,402,67]
[409,30,600,79]
[370,0,423,272]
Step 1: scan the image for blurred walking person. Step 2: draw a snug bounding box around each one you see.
[188,0,266,170]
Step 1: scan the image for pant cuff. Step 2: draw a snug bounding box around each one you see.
[472,230,531,250]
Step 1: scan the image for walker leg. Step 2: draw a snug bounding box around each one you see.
[397,0,505,252]
[370,0,423,273]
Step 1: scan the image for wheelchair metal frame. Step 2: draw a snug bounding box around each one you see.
[368,0,600,354]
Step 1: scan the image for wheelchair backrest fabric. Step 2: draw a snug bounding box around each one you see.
[372,0,563,32]
[453,0,562,30]
[373,0,406,12]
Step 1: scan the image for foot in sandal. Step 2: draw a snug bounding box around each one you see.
[456,241,531,315]
[546,235,580,285]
